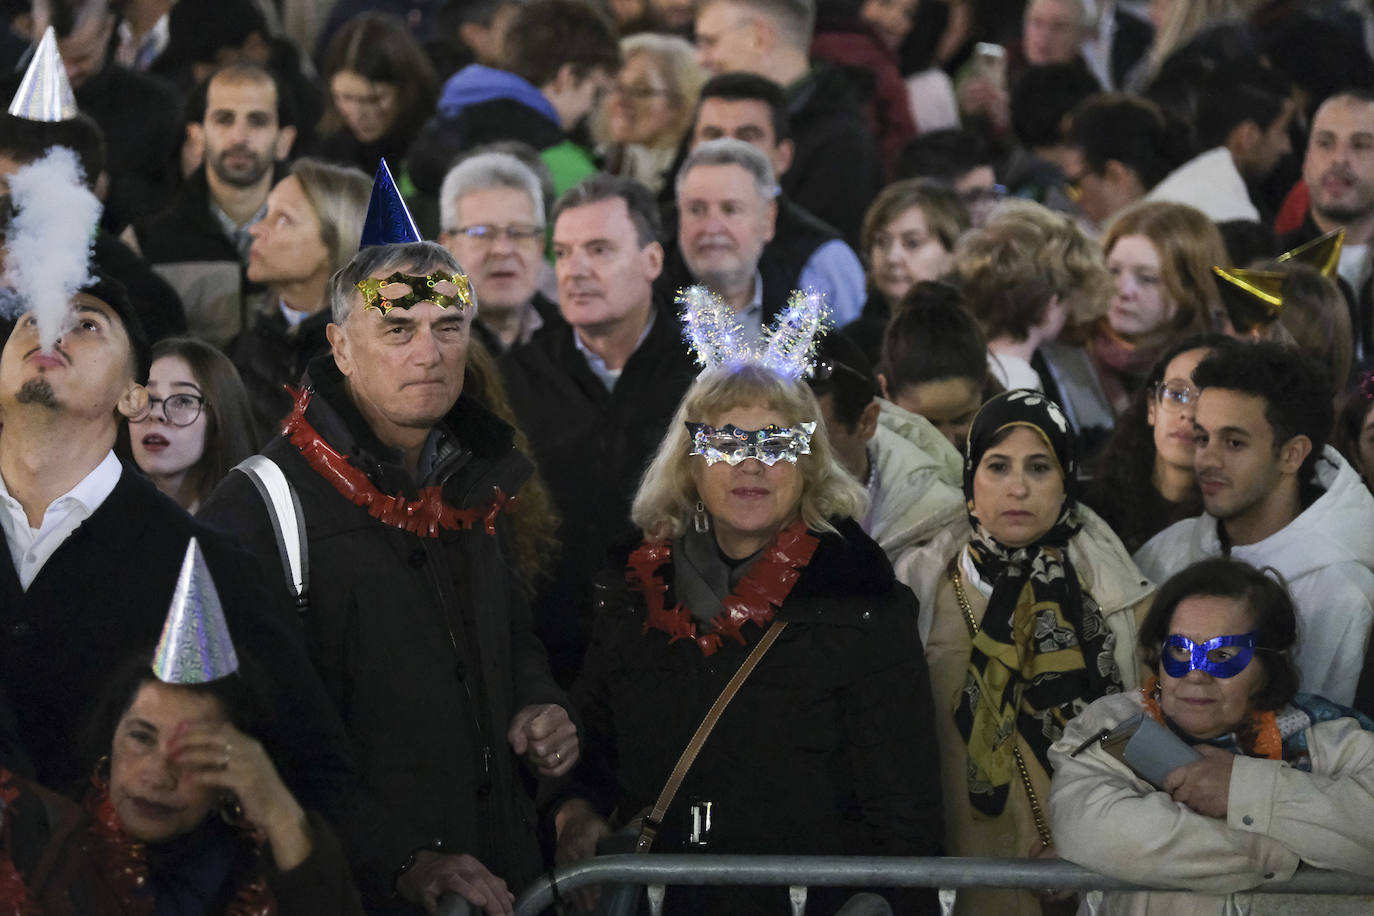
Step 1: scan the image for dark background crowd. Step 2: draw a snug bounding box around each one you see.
[4,0,1374,913]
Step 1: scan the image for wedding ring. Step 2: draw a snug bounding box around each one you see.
[554,749,562,763]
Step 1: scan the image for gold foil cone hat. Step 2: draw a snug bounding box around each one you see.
[152,538,240,684]
[8,28,78,122]
[1276,227,1344,277]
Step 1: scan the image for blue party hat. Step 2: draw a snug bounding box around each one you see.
[8,28,77,122]
[359,158,421,248]
[152,539,239,684]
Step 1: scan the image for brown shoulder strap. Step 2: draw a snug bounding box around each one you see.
[634,620,788,853]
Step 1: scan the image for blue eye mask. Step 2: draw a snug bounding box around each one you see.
[1160,631,1259,679]
[685,422,816,466]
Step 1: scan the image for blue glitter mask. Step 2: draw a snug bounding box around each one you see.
[686,422,816,466]
[1160,631,1259,679]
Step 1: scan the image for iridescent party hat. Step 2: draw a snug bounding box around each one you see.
[1213,266,1285,334]
[8,27,77,122]
[358,158,421,248]
[1276,227,1343,278]
[152,538,239,684]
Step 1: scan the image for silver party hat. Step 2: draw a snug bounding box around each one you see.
[8,28,78,122]
[152,539,240,684]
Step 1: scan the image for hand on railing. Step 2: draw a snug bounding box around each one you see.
[397,850,514,915]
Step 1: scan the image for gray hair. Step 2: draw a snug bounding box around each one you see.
[675,137,776,203]
[329,241,470,324]
[439,151,546,233]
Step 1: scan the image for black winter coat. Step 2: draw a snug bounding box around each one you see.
[198,355,568,912]
[567,519,943,914]
[500,306,699,686]
[229,303,331,438]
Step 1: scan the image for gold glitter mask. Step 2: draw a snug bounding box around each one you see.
[356,271,473,314]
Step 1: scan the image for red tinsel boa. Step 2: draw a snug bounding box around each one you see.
[0,770,38,916]
[282,387,508,537]
[628,519,818,655]
[1140,676,1282,760]
[85,785,277,916]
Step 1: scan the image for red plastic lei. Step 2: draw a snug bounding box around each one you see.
[628,519,818,656]
[0,770,37,916]
[283,387,508,538]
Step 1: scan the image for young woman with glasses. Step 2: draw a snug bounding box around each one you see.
[1082,333,1234,554]
[131,338,260,512]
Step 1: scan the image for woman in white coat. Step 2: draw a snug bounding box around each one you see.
[1050,558,1374,915]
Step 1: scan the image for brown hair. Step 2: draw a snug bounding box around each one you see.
[501,0,620,88]
[860,178,969,260]
[319,13,438,144]
[148,338,260,505]
[954,200,1111,341]
[1101,200,1227,343]
[1263,263,1353,404]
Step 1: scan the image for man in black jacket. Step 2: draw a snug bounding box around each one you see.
[127,64,296,348]
[201,239,576,914]
[0,274,353,821]
[694,0,882,246]
[502,174,698,686]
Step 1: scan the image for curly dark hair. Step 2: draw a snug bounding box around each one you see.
[1082,332,1233,552]
[1192,340,1335,488]
[1139,558,1300,712]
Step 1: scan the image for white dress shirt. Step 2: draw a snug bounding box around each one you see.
[0,451,122,590]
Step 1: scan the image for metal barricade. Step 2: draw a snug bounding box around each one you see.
[511,855,1374,916]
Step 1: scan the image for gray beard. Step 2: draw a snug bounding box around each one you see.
[15,377,57,408]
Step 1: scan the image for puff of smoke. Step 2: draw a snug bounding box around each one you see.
[3,146,102,351]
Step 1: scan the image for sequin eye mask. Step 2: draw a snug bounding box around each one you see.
[685,422,816,466]
[356,271,473,314]
[1160,631,1259,679]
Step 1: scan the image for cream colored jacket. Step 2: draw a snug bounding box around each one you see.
[1050,691,1374,915]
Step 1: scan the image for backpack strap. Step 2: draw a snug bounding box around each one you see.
[233,455,309,612]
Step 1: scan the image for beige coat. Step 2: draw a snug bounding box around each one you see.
[1050,692,1374,915]
[893,506,1154,915]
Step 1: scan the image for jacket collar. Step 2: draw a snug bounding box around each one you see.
[299,353,529,502]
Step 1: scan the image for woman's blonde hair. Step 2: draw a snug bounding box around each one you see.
[631,364,866,541]
[1101,200,1227,341]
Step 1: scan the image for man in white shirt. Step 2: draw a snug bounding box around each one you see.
[0,274,355,820]
[1136,342,1374,704]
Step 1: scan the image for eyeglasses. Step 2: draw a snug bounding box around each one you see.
[147,393,205,427]
[1154,379,1200,412]
[446,224,545,245]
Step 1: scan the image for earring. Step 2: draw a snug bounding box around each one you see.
[693,500,710,533]
[91,754,110,790]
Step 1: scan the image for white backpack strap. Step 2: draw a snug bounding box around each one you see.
[233,455,308,610]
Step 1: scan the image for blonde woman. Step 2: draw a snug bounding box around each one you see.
[596,33,706,195]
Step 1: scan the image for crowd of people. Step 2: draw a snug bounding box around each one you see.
[3,0,1374,914]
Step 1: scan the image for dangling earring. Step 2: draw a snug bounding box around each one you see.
[694,500,710,533]
[91,754,111,791]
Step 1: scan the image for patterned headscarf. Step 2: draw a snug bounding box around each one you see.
[957,390,1124,817]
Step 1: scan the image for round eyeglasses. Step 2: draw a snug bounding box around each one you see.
[147,393,205,427]
[1154,379,1200,413]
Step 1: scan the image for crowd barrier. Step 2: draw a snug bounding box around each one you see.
[418,855,1374,916]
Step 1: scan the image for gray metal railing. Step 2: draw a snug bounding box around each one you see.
[511,855,1374,916]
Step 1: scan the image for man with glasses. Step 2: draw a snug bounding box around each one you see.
[0,273,354,833]
[501,174,697,685]
[439,151,558,354]
[1136,342,1374,705]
